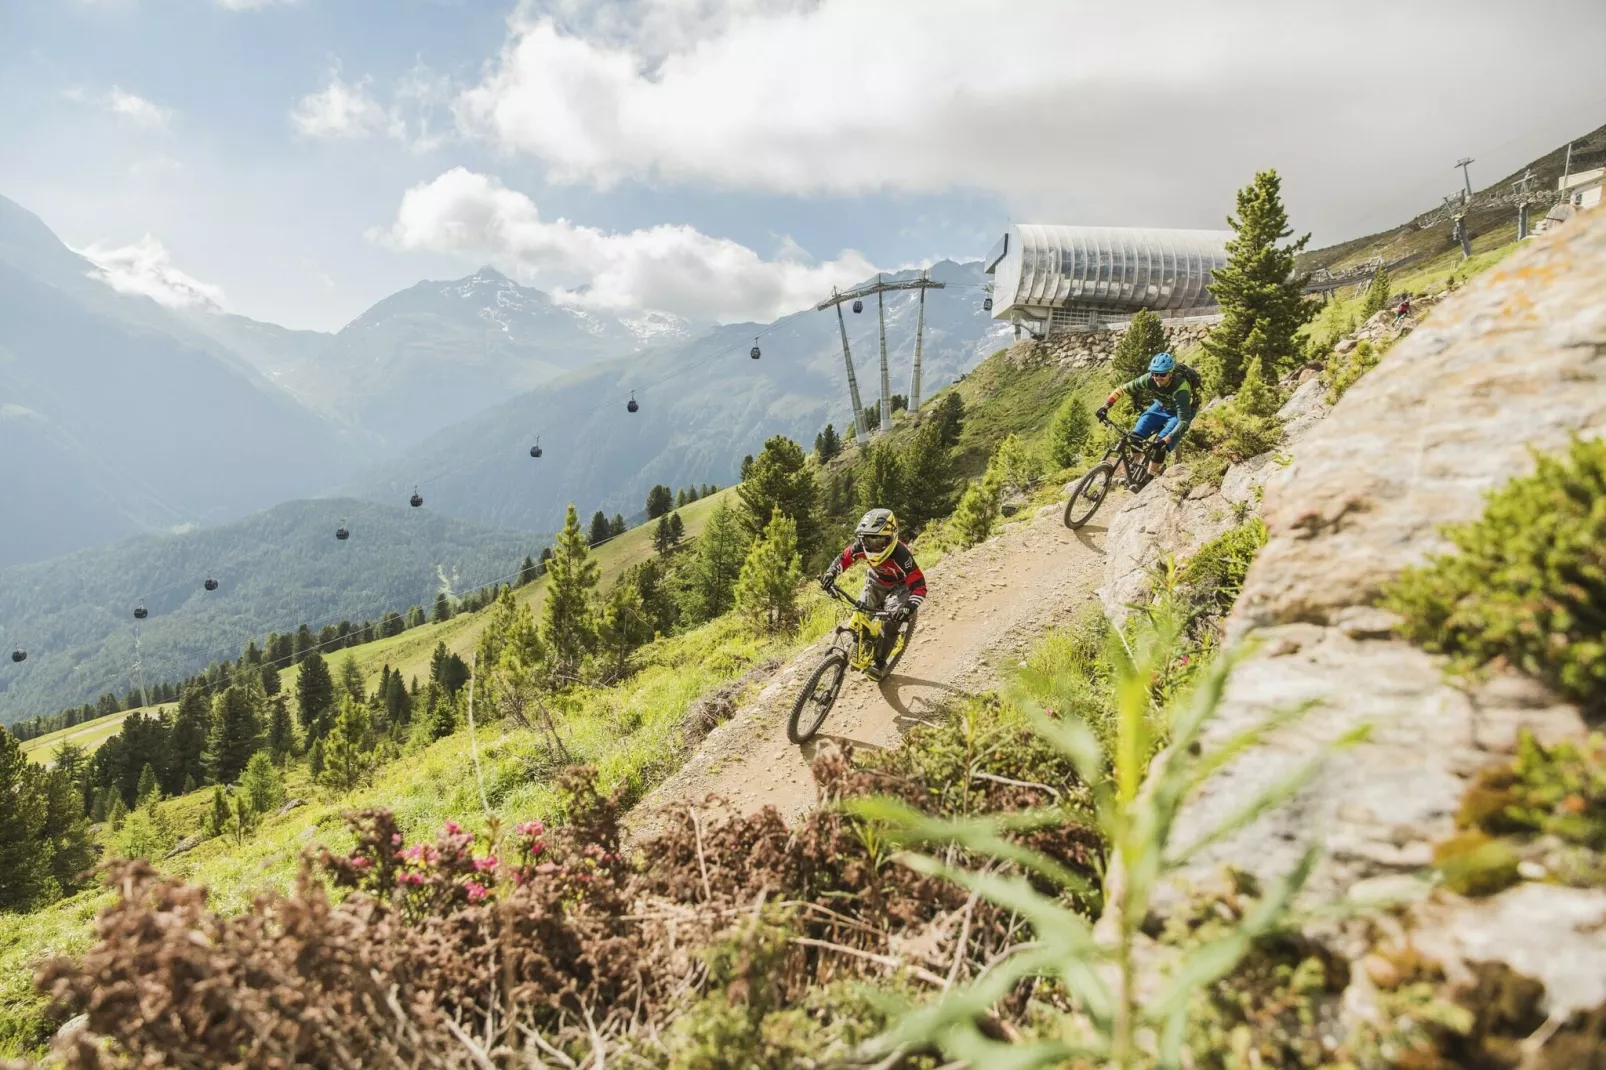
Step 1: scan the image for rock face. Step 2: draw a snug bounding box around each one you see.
[1005,318,1218,372]
[1169,207,1606,1012]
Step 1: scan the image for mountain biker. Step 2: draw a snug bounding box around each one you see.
[1394,295,1412,326]
[819,508,926,680]
[1096,351,1199,479]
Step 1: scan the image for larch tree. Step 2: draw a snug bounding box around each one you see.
[206,676,264,785]
[688,501,749,622]
[588,510,612,546]
[734,506,804,633]
[646,484,674,519]
[738,435,821,557]
[432,591,454,623]
[543,503,601,681]
[1110,309,1171,382]
[296,651,335,742]
[0,729,51,911]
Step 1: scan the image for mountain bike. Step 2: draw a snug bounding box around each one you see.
[1062,412,1168,530]
[786,582,918,744]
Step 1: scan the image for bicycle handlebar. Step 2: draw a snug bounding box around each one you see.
[821,580,889,617]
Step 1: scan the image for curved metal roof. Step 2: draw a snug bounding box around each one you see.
[991,225,1233,315]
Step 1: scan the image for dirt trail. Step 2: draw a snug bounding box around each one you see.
[631,502,1110,837]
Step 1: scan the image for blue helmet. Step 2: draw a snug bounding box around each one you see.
[1148,351,1176,375]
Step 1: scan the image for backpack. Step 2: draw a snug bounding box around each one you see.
[1172,362,1203,396]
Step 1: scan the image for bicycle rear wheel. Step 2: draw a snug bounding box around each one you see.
[1064,463,1115,529]
[880,608,918,676]
[788,649,849,743]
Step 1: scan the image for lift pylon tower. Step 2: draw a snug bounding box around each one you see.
[816,272,946,435]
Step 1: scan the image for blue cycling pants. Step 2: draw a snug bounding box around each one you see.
[1133,402,1182,452]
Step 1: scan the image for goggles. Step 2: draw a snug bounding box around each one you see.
[862,534,893,553]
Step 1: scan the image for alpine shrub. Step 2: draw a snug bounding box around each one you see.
[1383,436,1606,710]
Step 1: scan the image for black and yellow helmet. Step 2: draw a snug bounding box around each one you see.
[855,508,899,566]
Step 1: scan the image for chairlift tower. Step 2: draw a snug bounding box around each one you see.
[1455,157,1475,203]
[816,272,946,436]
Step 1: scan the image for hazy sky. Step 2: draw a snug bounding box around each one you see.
[2,0,1603,331]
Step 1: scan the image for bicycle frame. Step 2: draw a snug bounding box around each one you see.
[1097,414,1162,490]
[824,583,891,673]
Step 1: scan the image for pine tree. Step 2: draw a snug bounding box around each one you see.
[428,684,456,739]
[135,763,161,807]
[992,433,1038,496]
[1361,265,1392,319]
[687,501,748,622]
[856,438,906,519]
[740,455,754,482]
[41,766,94,896]
[1045,392,1094,470]
[405,605,426,629]
[519,555,539,586]
[1201,168,1314,391]
[266,696,295,762]
[735,507,804,633]
[1110,309,1170,381]
[181,773,198,795]
[106,794,129,832]
[595,581,652,680]
[1213,354,1284,460]
[260,663,281,696]
[738,435,820,556]
[646,484,674,519]
[898,419,957,532]
[930,391,965,447]
[814,423,842,463]
[293,624,314,663]
[166,686,210,795]
[669,513,685,543]
[383,671,412,732]
[610,514,627,537]
[432,591,454,623]
[206,677,264,785]
[653,513,674,553]
[543,504,601,681]
[239,752,286,817]
[114,799,175,861]
[0,729,50,911]
[322,695,373,791]
[208,785,231,837]
[588,510,612,546]
[296,652,335,742]
[676,487,689,508]
[308,739,325,780]
[338,654,365,704]
[951,462,1006,548]
[429,642,471,696]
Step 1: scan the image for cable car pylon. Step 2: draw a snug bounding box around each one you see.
[815,270,944,436]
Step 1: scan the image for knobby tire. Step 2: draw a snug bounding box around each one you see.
[881,608,918,676]
[1064,463,1115,530]
[788,649,848,744]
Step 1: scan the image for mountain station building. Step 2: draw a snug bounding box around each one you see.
[984,224,1232,337]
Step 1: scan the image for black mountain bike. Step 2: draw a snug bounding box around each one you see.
[1062,412,1167,530]
[786,582,916,744]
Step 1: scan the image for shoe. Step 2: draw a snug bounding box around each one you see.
[867,661,888,680]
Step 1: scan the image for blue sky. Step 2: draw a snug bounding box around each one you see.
[2,0,1603,331]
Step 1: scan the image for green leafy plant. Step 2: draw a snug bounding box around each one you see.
[1383,436,1606,710]
[1322,338,1383,404]
[1182,518,1268,620]
[854,605,1360,1068]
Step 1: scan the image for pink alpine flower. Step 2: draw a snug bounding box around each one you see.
[464,882,488,903]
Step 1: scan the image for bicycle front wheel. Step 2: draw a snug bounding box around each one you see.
[1064,463,1115,530]
[788,649,849,743]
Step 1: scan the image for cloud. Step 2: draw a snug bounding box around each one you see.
[78,235,227,311]
[459,0,1606,237]
[374,167,877,322]
[63,85,173,131]
[292,63,452,150]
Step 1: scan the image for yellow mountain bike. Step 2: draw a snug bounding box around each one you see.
[787,581,917,744]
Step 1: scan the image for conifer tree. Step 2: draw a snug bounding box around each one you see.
[1045,392,1094,470]
[611,514,627,537]
[322,695,373,791]
[405,605,426,629]
[930,391,966,447]
[1361,264,1392,318]
[166,686,210,795]
[646,484,674,519]
[898,419,957,533]
[293,624,314,663]
[653,513,675,554]
[266,696,295,763]
[669,512,685,543]
[1110,309,1170,381]
[735,507,804,633]
[951,458,1006,548]
[432,591,453,623]
[42,766,94,896]
[206,677,264,785]
[1201,168,1314,391]
[519,555,539,586]
[595,582,652,680]
[239,752,286,817]
[114,799,175,861]
[740,455,754,482]
[1213,354,1284,460]
[182,773,198,796]
[207,785,231,837]
[106,794,129,832]
[338,653,365,704]
[676,487,690,508]
[588,509,612,546]
[738,435,820,555]
[687,501,748,622]
[260,663,281,696]
[856,438,906,520]
[814,423,842,463]
[0,729,50,911]
[135,763,161,807]
[544,503,601,681]
[296,651,335,742]
[383,671,412,732]
[429,642,471,697]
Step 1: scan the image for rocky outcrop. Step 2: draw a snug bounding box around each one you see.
[1171,207,1606,1014]
[1006,317,1219,373]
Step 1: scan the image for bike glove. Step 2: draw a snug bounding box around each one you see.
[1095,405,1109,421]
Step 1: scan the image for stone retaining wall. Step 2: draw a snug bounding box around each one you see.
[1001,317,1220,372]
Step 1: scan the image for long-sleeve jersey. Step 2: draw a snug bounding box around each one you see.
[827,539,927,606]
[1107,370,1198,437]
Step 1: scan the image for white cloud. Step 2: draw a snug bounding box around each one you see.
[78,235,227,311]
[459,0,1606,235]
[374,167,877,322]
[292,63,452,150]
[63,85,173,131]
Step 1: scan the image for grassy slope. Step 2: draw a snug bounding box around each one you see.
[16,490,735,767]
